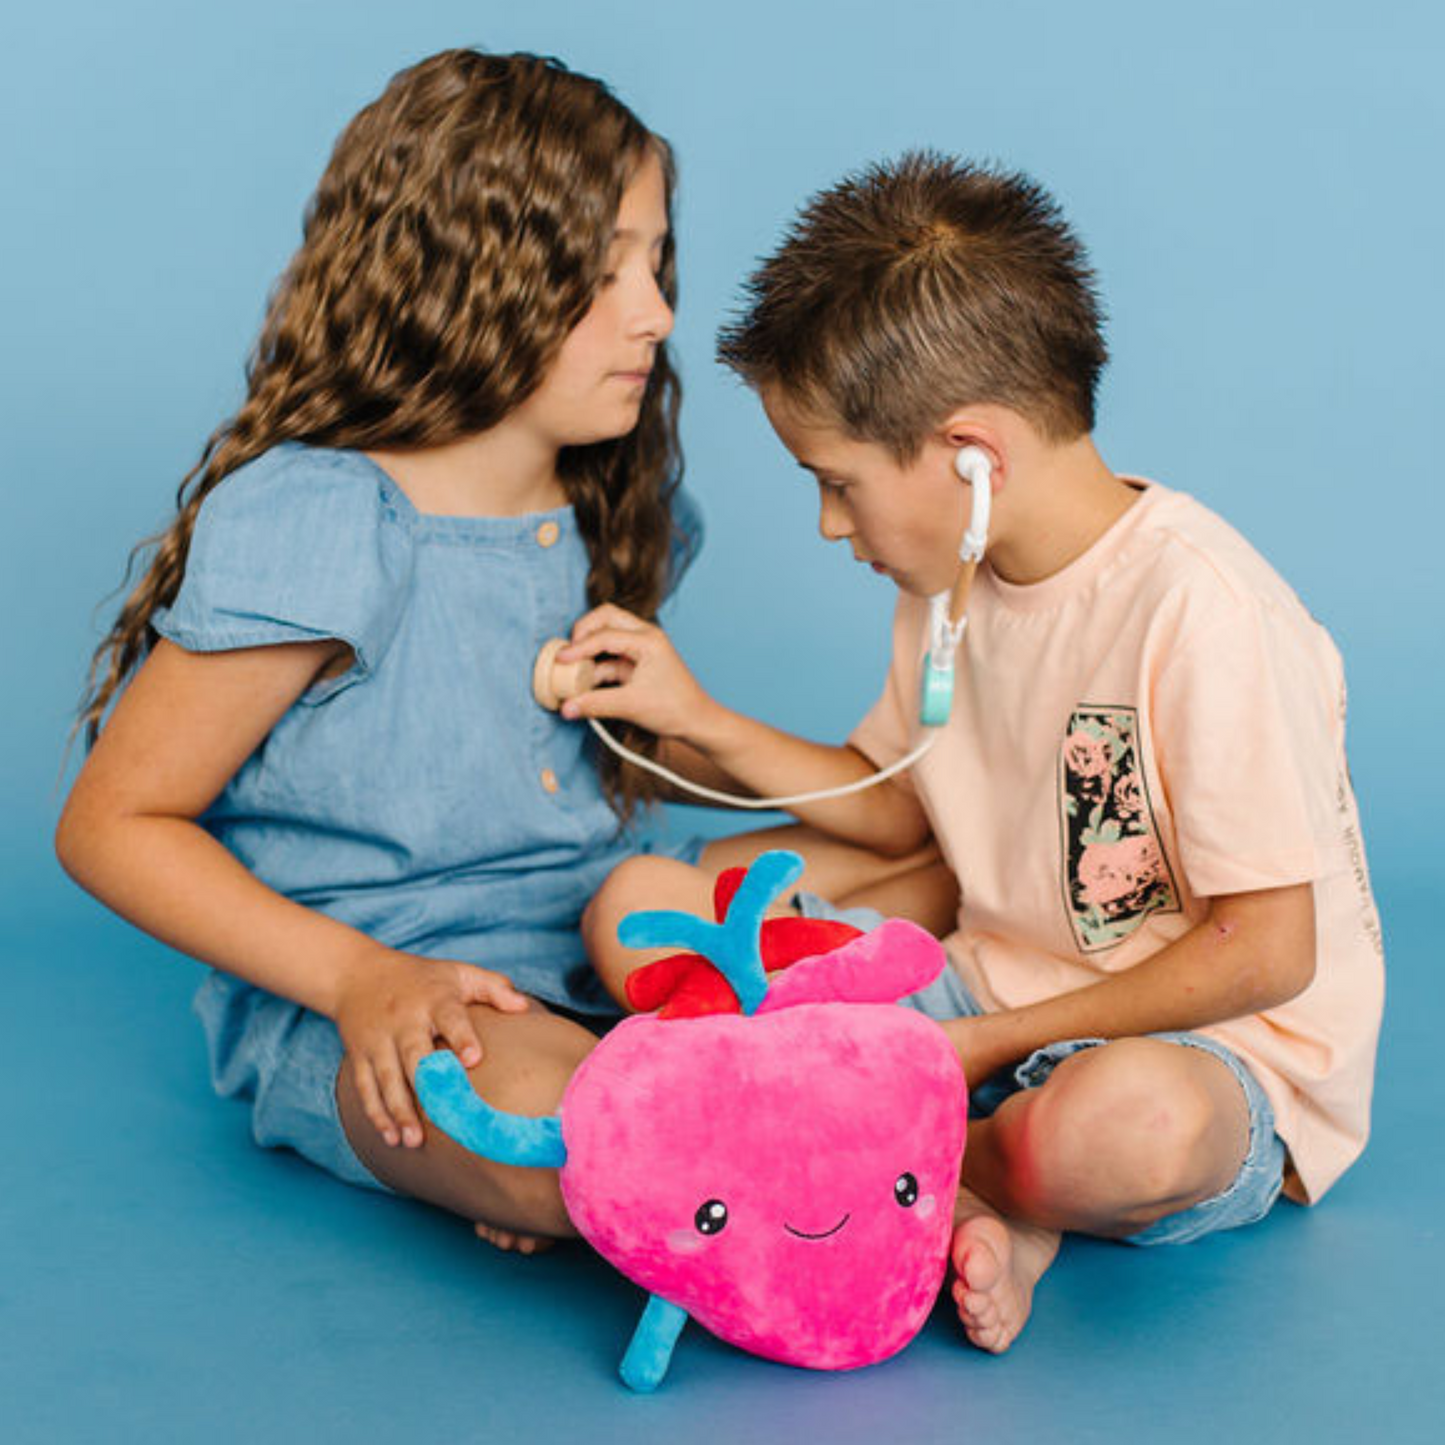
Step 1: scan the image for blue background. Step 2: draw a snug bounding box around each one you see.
[2,2,1440,1442]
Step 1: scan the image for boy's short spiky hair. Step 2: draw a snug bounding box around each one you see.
[716,152,1107,457]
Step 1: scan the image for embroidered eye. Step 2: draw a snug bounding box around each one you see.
[695,1199,729,1235]
[894,1173,920,1208]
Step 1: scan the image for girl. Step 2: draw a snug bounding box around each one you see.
[59,47,935,1252]
[56,48,703,1252]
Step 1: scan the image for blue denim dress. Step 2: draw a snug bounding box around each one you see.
[152,443,703,1186]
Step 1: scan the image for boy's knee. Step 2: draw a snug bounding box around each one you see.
[990,1039,1232,1225]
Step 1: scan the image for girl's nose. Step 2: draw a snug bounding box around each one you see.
[634,273,674,342]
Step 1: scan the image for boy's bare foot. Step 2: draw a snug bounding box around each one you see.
[472,1220,555,1256]
[949,1191,1059,1353]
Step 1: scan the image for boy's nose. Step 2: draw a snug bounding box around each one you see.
[818,493,851,542]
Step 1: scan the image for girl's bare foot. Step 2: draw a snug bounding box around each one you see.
[949,1191,1059,1353]
[472,1220,555,1255]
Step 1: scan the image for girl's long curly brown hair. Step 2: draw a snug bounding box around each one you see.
[80,48,684,821]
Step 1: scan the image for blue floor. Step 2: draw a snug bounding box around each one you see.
[4,873,1440,1445]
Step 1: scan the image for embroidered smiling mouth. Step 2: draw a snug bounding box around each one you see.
[783,1213,851,1241]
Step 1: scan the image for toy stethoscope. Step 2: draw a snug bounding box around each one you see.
[533,447,992,809]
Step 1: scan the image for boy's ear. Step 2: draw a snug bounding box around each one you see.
[937,412,1005,492]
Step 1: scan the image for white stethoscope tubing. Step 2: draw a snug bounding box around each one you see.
[585,716,939,810]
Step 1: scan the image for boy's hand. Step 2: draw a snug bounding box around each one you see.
[333,948,530,1149]
[557,604,717,740]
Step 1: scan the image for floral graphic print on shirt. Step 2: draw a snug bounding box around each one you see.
[1059,705,1179,952]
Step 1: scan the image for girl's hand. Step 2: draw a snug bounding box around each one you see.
[557,604,717,739]
[333,948,530,1149]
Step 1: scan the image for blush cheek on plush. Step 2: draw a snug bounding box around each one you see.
[559,1005,968,1370]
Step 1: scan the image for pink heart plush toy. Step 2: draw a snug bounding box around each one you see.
[417,850,967,1390]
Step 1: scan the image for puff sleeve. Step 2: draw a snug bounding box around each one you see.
[151,448,414,701]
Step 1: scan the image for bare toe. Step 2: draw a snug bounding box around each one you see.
[951,1213,1008,1292]
[473,1220,554,1255]
[949,1207,1058,1354]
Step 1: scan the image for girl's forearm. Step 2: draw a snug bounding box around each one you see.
[56,808,385,1017]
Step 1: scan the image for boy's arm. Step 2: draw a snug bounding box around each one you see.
[558,605,931,856]
[650,738,763,801]
[945,882,1316,1081]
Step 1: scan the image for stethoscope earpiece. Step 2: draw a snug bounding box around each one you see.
[953,445,991,487]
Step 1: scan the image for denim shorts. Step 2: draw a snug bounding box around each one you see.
[194,971,392,1191]
[194,833,711,1195]
[795,894,1286,1247]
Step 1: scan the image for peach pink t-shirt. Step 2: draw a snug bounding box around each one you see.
[850,481,1383,1203]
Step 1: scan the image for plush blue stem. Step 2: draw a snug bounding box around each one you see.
[617,849,804,1016]
[414,1052,566,1167]
[618,1294,690,1393]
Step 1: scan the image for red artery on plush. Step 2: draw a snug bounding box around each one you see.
[625,867,864,1019]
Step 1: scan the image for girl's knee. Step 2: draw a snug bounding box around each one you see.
[341,1008,592,1236]
[462,1004,596,1108]
[440,1029,588,1235]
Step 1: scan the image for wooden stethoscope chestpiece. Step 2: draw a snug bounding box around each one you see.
[532,637,598,712]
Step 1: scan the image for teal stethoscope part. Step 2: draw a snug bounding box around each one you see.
[919,656,955,728]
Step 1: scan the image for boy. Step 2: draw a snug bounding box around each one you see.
[560,153,1384,1352]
